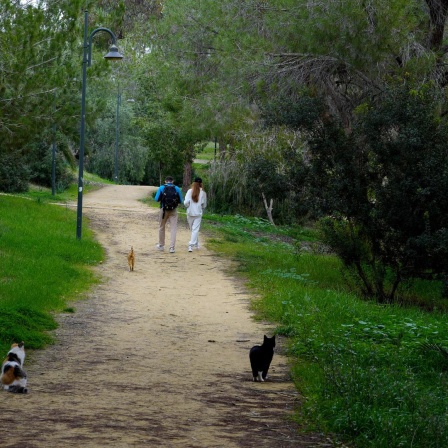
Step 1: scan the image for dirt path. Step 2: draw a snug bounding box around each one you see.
[1,185,331,447]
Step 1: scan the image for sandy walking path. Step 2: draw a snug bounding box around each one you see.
[1,185,330,447]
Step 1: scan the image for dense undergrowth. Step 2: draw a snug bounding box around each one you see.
[204,214,448,448]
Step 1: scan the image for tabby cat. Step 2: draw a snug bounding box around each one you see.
[127,246,135,271]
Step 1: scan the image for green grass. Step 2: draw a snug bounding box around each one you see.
[0,195,104,353]
[195,141,216,161]
[140,194,160,209]
[18,172,112,204]
[204,214,448,448]
[193,141,216,177]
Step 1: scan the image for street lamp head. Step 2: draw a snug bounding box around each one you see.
[104,44,123,61]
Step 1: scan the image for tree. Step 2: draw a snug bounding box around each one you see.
[0,0,83,191]
[130,40,213,187]
[307,87,448,303]
[86,85,147,184]
[144,0,262,154]
[95,0,162,39]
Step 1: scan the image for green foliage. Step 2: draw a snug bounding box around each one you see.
[130,60,208,186]
[1,0,444,194]
[206,213,448,448]
[0,2,137,192]
[290,310,448,447]
[0,150,30,192]
[132,0,261,166]
[0,0,84,191]
[204,213,306,245]
[14,173,110,204]
[27,138,75,192]
[86,88,147,184]
[306,87,448,302]
[0,195,103,353]
[262,93,325,130]
[293,0,423,68]
[206,126,310,224]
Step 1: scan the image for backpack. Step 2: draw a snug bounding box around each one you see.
[161,185,180,211]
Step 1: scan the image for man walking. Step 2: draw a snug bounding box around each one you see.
[154,176,183,253]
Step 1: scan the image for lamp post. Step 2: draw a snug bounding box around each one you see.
[115,87,121,183]
[76,10,123,239]
[115,94,134,184]
[51,122,56,196]
[51,89,58,196]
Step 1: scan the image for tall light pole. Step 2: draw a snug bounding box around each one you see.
[52,90,57,196]
[51,121,57,196]
[115,87,121,183]
[76,10,123,239]
[115,93,134,184]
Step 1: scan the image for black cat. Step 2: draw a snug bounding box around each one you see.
[249,335,275,382]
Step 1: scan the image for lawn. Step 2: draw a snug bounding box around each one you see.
[0,194,103,354]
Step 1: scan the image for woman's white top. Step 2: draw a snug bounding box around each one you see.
[184,188,207,216]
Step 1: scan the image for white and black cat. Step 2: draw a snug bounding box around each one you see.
[249,335,276,382]
[1,342,28,394]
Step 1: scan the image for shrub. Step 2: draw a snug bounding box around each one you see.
[27,141,74,191]
[0,150,30,192]
[307,87,448,303]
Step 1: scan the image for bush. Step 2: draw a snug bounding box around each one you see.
[307,87,448,302]
[207,128,310,224]
[27,141,74,192]
[0,151,30,193]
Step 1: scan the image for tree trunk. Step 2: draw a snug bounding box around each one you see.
[387,273,401,304]
[354,261,374,297]
[426,0,448,50]
[262,192,275,226]
[182,144,196,192]
[182,161,192,193]
[218,138,227,160]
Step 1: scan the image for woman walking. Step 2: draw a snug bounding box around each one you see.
[184,177,207,252]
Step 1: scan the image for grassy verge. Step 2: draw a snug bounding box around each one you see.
[203,213,448,448]
[0,194,104,355]
[20,172,111,204]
